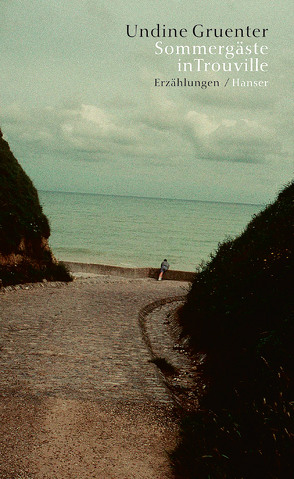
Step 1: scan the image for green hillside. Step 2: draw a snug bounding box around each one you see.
[173,181,294,478]
[0,129,71,285]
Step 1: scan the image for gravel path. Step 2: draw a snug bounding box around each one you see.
[0,275,189,479]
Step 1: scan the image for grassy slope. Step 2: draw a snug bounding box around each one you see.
[172,181,294,479]
[0,130,50,253]
[0,129,71,285]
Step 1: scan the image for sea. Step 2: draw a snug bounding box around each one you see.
[39,191,264,273]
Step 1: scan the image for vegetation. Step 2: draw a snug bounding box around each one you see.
[172,181,294,478]
[0,260,72,286]
[0,129,72,285]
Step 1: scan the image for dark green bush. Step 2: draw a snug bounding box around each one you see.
[43,261,73,283]
[0,129,50,254]
[0,129,72,285]
[0,260,73,286]
[173,181,294,478]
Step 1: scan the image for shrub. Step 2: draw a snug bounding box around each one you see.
[173,181,294,478]
[0,129,72,285]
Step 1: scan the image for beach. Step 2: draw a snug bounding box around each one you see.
[0,272,190,479]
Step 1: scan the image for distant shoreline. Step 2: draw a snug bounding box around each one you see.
[40,189,265,208]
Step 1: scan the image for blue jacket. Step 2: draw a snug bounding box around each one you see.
[161,260,169,271]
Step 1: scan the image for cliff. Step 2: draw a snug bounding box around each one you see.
[173,181,294,479]
[0,129,71,285]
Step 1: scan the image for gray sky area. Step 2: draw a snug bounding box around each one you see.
[1,0,293,204]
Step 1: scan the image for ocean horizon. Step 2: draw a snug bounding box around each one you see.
[39,190,265,272]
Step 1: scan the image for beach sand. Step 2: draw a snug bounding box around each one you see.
[0,274,189,479]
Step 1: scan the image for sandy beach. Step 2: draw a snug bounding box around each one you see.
[0,274,190,479]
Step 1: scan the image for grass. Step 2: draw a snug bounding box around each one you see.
[0,260,73,286]
[0,129,72,285]
[0,130,50,254]
[172,180,294,478]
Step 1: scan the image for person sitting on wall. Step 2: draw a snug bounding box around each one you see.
[158,259,170,281]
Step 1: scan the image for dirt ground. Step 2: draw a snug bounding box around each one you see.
[0,275,189,479]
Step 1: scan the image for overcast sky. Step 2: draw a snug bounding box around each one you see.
[0,0,293,204]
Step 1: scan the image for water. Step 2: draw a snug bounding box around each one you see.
[39,191,264,272]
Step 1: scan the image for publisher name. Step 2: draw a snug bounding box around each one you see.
[232,78,269,87]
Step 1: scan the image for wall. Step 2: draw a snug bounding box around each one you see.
[64,261,195,282]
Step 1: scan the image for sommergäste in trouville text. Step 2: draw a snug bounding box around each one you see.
[126,24,269,73]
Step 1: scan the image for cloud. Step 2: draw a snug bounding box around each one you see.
[184,113,281,163]
[1,103,139,160]
[0,83,289,170]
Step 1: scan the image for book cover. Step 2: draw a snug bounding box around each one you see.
[0,1,293,478]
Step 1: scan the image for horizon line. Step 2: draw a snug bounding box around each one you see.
[39,188,265,208]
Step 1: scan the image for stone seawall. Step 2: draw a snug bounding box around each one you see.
[64,261,195,282]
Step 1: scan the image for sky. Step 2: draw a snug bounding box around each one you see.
[0,0,293,204]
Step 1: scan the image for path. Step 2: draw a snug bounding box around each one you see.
[0,276,188,479]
